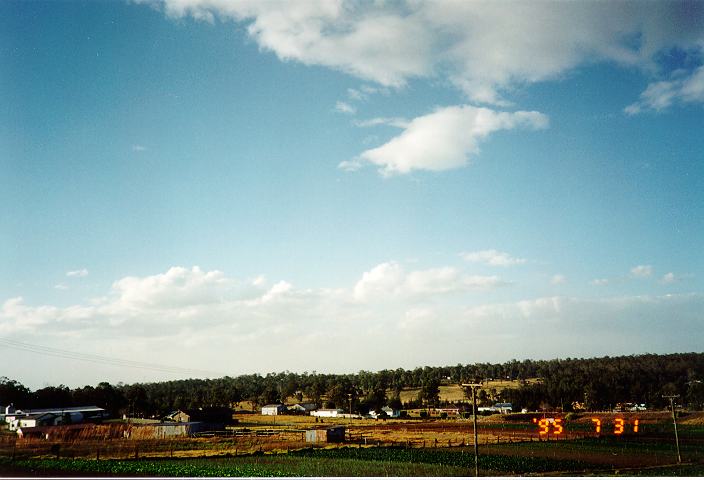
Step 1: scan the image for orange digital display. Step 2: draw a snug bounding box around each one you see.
[553,418,563,435]
[532,417,640,436]
[532,417,562,435]
[591,418,601,433]
[614,418,625,435]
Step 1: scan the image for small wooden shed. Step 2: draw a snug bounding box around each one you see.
[305,425,345,444]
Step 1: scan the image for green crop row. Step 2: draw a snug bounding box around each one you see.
[288,446,598,474]
[0,457,287,477]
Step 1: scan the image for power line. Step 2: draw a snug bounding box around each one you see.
[0,337,226,378]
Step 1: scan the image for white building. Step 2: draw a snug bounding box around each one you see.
[5,406,108,431]
[369,406,400,418]
[311,409,344,418]
[289,403,317,414]
[261,404,286,415]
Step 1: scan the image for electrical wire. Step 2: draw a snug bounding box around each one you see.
[0,337,227,378]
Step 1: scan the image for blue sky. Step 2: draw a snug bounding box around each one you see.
[1,0,703,388]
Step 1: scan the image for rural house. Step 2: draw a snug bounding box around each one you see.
[310,408,344,418]
[164,407,234,427]
[261,404,286,415]
[5,406,108,431]
[289,403,317,414]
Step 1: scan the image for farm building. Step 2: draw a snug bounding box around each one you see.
[289,403,317,414]
[164,407,234,427]
[478,403,513,414]
[261,404,286,415]
[16,413,56,429]
[369,406,400,419]
[305,425,345,444]
[121,422,213,439]
[5,406,108,431]
[311,408,344,418]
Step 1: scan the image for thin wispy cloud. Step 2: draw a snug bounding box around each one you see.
[630,265,653,278]
[334,101,357,115]
[66,269,89,278]
[353,117,409,129]
[461,249,527,267]
[625,66,704,115]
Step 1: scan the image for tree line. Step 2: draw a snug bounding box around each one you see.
[1,352,702,418]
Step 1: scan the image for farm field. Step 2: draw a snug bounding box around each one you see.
[1,440,702,477]
[1,412,703,476]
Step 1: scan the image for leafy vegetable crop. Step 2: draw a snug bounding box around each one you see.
[289,446,599,474]
[0,457,287,477]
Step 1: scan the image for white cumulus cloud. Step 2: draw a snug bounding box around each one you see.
[150,1,704,106]
[353,261,503,301]
[347,105,548,175]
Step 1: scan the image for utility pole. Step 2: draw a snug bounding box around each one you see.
[462,383,482,477]
[663,394,681,463]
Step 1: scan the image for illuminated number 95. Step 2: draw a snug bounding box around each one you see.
[532,417,563,435]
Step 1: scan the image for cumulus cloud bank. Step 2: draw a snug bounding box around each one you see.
[2,264,702,381]
[150,0,704,106]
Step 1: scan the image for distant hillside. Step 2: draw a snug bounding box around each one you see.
[2,352,702,417]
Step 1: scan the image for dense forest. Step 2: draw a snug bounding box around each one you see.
[2,352,703,418]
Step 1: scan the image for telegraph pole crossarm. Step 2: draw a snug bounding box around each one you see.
[663,394,681,463]
[462,383,483,477]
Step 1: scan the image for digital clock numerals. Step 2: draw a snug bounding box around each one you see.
[614,418,624,434]
[592,417,640,434]
[591,418,601,433]
[532,417,563,435]
[534,417,641,436]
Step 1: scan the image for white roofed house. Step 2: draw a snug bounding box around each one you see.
[310,408,344,418]
[5,406,109,431]
[289,403,317,414]
[17,413,56,429]
[261,404,286,415]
